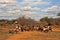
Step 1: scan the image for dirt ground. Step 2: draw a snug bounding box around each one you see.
[0,26,60,40]
[1,31,59,40]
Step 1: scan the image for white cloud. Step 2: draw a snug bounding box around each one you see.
[0,0,59,20]
[8,9,21,13]
[31,7,41,10]
[0,4,7,7]
[0,0,21,19]
[21,6,41,11]
[24,0,42,2]
[0,0,19,8]
[0,0,16,3]
[42,6,59,12]
[21,2,50,5]
[33,1,50,5]
[20,0,50,6]
[0,0,37,18]
[24,11,37,14]
[21,6,31,11]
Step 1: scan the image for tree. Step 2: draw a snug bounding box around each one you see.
[57,13,60,16]
[40,17,52,25]
[40,17,49,22]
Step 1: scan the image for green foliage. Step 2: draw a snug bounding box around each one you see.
[40,17,60,25]
[40,17,52,25]
[40,17,49,22]
[57,13,60,16]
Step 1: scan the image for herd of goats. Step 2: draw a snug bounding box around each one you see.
[9,24,52,34]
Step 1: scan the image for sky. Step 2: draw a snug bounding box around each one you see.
[0,0,60,20]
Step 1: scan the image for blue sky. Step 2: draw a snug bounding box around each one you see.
[0,0,60,20]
